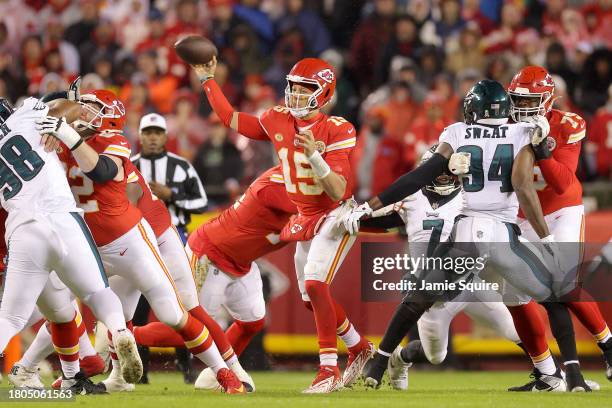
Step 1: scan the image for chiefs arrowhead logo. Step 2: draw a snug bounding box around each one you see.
[317,69,334,84]
[546,136,557,151]
[290,224,303,234]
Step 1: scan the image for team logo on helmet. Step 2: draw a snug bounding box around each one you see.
[546,136,557,151]
[317,69,334,84]
[291,224,303,234]
[315,140,326,154]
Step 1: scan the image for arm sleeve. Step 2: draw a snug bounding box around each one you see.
[170,162,208,213]
[361,213,405,230]
[84,155,119,183]
[202,79,268,141]
[537,142,581,195]
[378,153,448,206]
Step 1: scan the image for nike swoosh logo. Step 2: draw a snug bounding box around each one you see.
[119,249,128,256]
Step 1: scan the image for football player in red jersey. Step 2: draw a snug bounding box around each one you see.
[37,90,245,394]
[124,163,254,390]
[194,58,373,393]
[508,66,612,391]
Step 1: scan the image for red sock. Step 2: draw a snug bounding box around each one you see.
[188,306,235,361]
[50,316,80,377]
[567,301,608,338]
[507,302,549,357]
[333,299,368,353]
[177,314,213,355]
[305,280,338,359]
[133,322,185,347]
[226,319,265,356]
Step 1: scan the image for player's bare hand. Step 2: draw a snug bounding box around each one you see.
[149,181,173,201]
[192,56,217,82]
[295,130,316,157]
[41,133,62,152]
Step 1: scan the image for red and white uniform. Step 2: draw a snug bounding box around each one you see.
[517,109,587,243]
[125,162,199,310]
[59,132,186,327]
[186,166,295,321]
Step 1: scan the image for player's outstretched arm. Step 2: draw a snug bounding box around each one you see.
[368,143,453,211]
[192,58,268,141]
[512,145,550,239]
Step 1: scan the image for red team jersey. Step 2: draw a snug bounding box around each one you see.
[125,161,172,239]
[188,166,297,277]
[518,109,586,218]
[258,106,356,241]
[58,133,142,246]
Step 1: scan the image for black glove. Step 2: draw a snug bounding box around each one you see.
[531,136,552,161]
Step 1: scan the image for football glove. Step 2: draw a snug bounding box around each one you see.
[341,202,373,235]
[448,152,470,175]
[36,116,82,150]
[526,115,550,146]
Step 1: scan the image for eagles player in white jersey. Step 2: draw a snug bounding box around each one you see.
[342,80,568,391]
[361,145,521,390]
[0,93,142,392]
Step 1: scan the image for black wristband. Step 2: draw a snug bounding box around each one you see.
[70,138,84,151]
[531,141,551,161]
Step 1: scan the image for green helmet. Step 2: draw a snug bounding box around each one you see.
[463,79,510,125]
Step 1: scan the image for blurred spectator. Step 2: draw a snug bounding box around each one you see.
[193,114,244,207]
[110,0,150,52]
[166,89,208,161]
[0,0,39,54]
[38,0,80,28]
[586,84,612,179]
[353,106,392,199]
[44,19,80,74]
[445,22,485,75]
[277,0,331,56]
[326,0,366,49]
[79,18,120,74]
[381,81,417,140]
[582,0,612,48]
[376,15,422,85]
[576,48,612,114]
[404,92,451,168]
[209,0,242,49]
[120,51,179,114]
[432,74,460,122]
[550,75,580,115]
[233,0,275,50]
[350,0,397,95]
[542,0,565,35]
[20,35,46,95]
[91,51,115,89]
[135,8,167,54]
[434,0,465,46]
[228,24,270,75]
[263,28,305,95]
[462,0,494,35]
[165,0,205,42]
[320,48,359,123]
[416,45,443,89]
[482,2,525,55]
[512,28,545,70]
[39,72,68,96]
[545,43,578,100]
[485,55,512,86]
[548,9,591,59]
[64,0,99,49]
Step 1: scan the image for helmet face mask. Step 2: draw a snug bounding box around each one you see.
[420,145,461,196]
[73,90,126,133]
[284,58,336,119]
[507,65,555,122]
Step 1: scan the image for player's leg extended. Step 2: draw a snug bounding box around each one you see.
[300,216,357,393]
[113,221,244,394]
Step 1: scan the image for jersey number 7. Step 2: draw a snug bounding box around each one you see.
[0,135,45,200]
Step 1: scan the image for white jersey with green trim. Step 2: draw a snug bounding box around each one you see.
[396,190,462,259]
[0,97,78,238]
[438,121,533,223]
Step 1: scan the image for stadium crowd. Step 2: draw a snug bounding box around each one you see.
[0,0,610,207]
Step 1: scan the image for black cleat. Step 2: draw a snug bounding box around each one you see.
[598,338,612,381]
[364,353,388,389]
[63,372,108,395]
[565,363,591,392]
[508,368,566,392]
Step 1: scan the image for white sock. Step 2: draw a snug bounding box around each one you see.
[20,324,55,370]
[320,353,338,367]
[533,355,556,376]
[338,322,361,349]
[61,359,80,379]
[225,354,238,366]
[193,341,227,374]
[78,330,97,358]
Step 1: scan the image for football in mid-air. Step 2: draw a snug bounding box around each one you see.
[174,35,217,65]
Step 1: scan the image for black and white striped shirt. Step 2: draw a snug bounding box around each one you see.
[131,151,207,230]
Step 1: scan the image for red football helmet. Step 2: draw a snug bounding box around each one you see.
[507,66,555,122]
[285,58,336,118]
[74,89,126,132]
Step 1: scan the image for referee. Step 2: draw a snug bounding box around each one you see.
[132,113,207,241]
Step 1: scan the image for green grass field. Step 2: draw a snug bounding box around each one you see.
[2,370,611,408]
